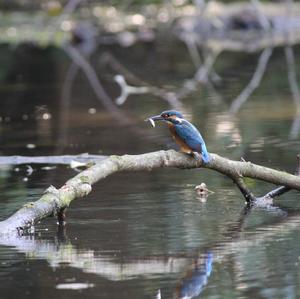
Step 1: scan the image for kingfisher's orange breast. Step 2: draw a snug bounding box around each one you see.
[167,123,193,154]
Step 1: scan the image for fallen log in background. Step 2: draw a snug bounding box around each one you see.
[0,150,299,235]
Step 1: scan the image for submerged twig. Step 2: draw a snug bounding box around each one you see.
[285,46,300,139]
[58,62,79,150]
[230,47,273,113]
[62,43,147,129]
[176,50,220,101]
[62,44,118,113]
[231,176,256,204]
[47,0,82,40]
[259,154,300,200]
[114,75,150,105]
[250,0,272,30]
[57,208,67,226]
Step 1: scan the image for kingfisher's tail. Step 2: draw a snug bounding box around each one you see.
[201,144,211,164]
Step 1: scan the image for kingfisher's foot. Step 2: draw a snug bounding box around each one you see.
[191,152,202,162]
[181,151,204,163]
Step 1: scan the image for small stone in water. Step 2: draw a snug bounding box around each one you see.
[26,165,33,176]
[42,113,51,120]
[41,166,57,170]
[26,144,36,149]
[88,108,97,114]
[56,283,94,290]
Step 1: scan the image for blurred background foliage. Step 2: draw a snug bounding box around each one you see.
[0,0,299,11]
[1,1,300,299]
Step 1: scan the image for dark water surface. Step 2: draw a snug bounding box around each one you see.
[0,42,300,299]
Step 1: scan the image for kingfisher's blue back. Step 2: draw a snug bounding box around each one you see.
[173,119,211,163]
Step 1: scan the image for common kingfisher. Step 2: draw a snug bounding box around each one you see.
[148,110,211,163]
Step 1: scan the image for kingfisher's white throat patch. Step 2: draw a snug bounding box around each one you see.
[176,117,183,124]
[168,115,183,124]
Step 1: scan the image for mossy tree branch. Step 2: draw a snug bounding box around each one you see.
[0,150,300,235]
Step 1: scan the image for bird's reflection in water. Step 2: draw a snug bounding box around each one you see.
[175,252,213,299]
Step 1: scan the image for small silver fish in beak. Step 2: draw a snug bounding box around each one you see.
[145,117,156,127]
[145,115,164,128]
[149,118,156,127]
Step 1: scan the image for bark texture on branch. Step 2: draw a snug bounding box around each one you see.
[0,150,299,235]
[208,154,300,189]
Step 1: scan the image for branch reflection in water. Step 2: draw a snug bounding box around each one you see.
[0,199,295,298]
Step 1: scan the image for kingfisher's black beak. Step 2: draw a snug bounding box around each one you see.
[145,115,164,128]
[150,115,164,121]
